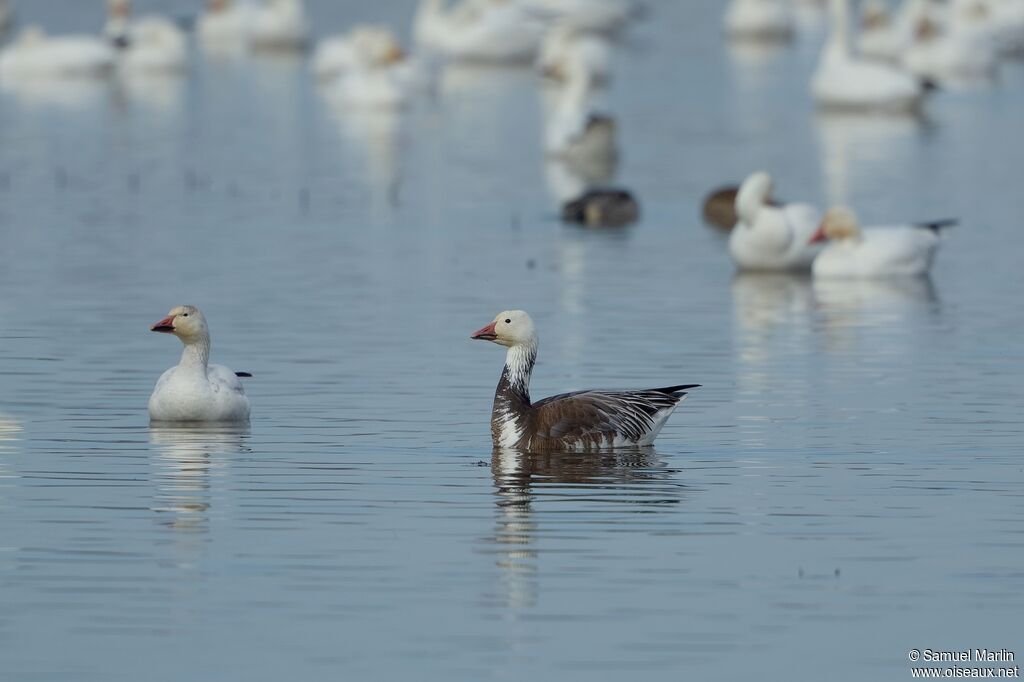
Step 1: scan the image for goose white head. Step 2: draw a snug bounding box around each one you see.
[810,205,862,243]
[206,0,232,12]
[735,171,773,225]
[471,310,538,348]
[107,0,132,18]
[151,305,210,344]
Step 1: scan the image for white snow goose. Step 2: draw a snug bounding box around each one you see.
[471,310,699,451]
[728,171,823,271]
[812,0,929,113]
[724,0,795,41]
[148,306,251,422]
[810,206,955,277]
[0,25,115,79]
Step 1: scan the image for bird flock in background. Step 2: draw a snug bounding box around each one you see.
[0,0,1021,447]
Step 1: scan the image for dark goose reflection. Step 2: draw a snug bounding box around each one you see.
[148,423,251,536]
[487,446,687,610]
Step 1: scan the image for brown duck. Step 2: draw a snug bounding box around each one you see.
[471,310,699,451]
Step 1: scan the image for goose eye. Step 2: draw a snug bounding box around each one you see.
[182,313,189,317]
[505,318,511,324]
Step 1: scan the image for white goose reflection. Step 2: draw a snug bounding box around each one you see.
[815,111,925,206]
[149,423,250,535]
[323,90,404,212]
[813,276,940,353]
[488,446,681,611]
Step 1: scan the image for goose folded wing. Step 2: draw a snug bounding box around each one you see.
[532,388,687,442]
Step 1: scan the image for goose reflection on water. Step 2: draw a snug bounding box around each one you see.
[149,423,250,535]
[487,446,685,610]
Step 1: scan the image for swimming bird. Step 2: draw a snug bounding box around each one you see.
[537,23,612,84]
[249,0,309,51]
[471,310,698,451]
[312,24,403,81]
[810,205,954,277]
[414,0,546,63]
[724,0,795,41]
[544,54,617,165]
[0,26,115,79]
[148,306,251,422]
[901,0,999,85]
[729,171,822,271]
[561,188,639,226]
[812,0,928,112]
[198,0,254,51]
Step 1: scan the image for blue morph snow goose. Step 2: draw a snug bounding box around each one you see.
[471,310,698,451]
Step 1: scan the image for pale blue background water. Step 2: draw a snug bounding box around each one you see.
[1,1,1022,680]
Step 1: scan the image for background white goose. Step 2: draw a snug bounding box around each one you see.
[724,0,795,41]
[148,306,251,423]
[414,0,546,63]
[471,310,698,451]
[537,23,612,84]
[103,0,187,74]
[901,0,999,85]
[812,0,927,112]
[250,0,309,51]
[728,171,823,271]
[544,55,617,165]
[810,206,955,277]
[313,24,403,81]
[198,0,254,51]
[0,25,115,79]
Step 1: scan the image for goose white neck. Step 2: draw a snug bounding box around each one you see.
[503,342,537,394]
[825,0,851,59]
[177,335,211,375]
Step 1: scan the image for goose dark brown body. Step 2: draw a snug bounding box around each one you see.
[474,310,699,452]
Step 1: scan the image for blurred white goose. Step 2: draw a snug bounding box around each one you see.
[810,206,954,277]
[521,0,639,34]
[105,0,187,73]
[334,55,422,109]
[537,24,612,84]
[728,171,823,271]
[545,55,617,164]
[414,0,546,63]
[724,0,795,41]
[198,0,253,50]
[0,26,115,79]
[901,0,998,83]
[313,25,403,81]
[858,0,935,61]
[149,306,251,423]
[812,0,926,112]
[250,0,309,51]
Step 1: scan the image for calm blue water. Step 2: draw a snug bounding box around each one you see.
[1,1,1023,680]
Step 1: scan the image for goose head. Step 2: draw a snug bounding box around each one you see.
[207,0,233,13]
[471,310,538,348]
[810,205,862,243]
[151,305,209,344]
[107,0,132,19]
[735,171,773,226]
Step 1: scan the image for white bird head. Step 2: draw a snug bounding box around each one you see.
[151,305,210,344]
[471,310,538,348]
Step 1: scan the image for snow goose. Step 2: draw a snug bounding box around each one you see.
[0,26,115,79]
[104,0,187,74]
[810,206,955,277]
[312,25,402,81]
[198,0,253,51]
[561,188,639,226]
[812,0,928,113]
[537,24,612,84]
[901,0,999,85]
[724,0,795,41]
[544,55,617,166]
[858,0,935,62]
[729,171,823,271]
[250,0,309,51]
[414,0,546,64]
[148,306,251,423]
[471,310,698,451]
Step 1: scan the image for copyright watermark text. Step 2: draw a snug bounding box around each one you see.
[908,649,1018,678]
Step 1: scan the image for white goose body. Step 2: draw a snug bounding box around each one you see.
[812,0,925,112]
[117,17,188,73]
[725,0,795,40]
[728,171,823,272]
[414,0,545,63]
[0,26,115,79]
[810,206,952,278]
[472,311,698,452]
[148,306,250,423]
[901,1,999,84]
[250,0,309,51]
[544,58,617,164]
